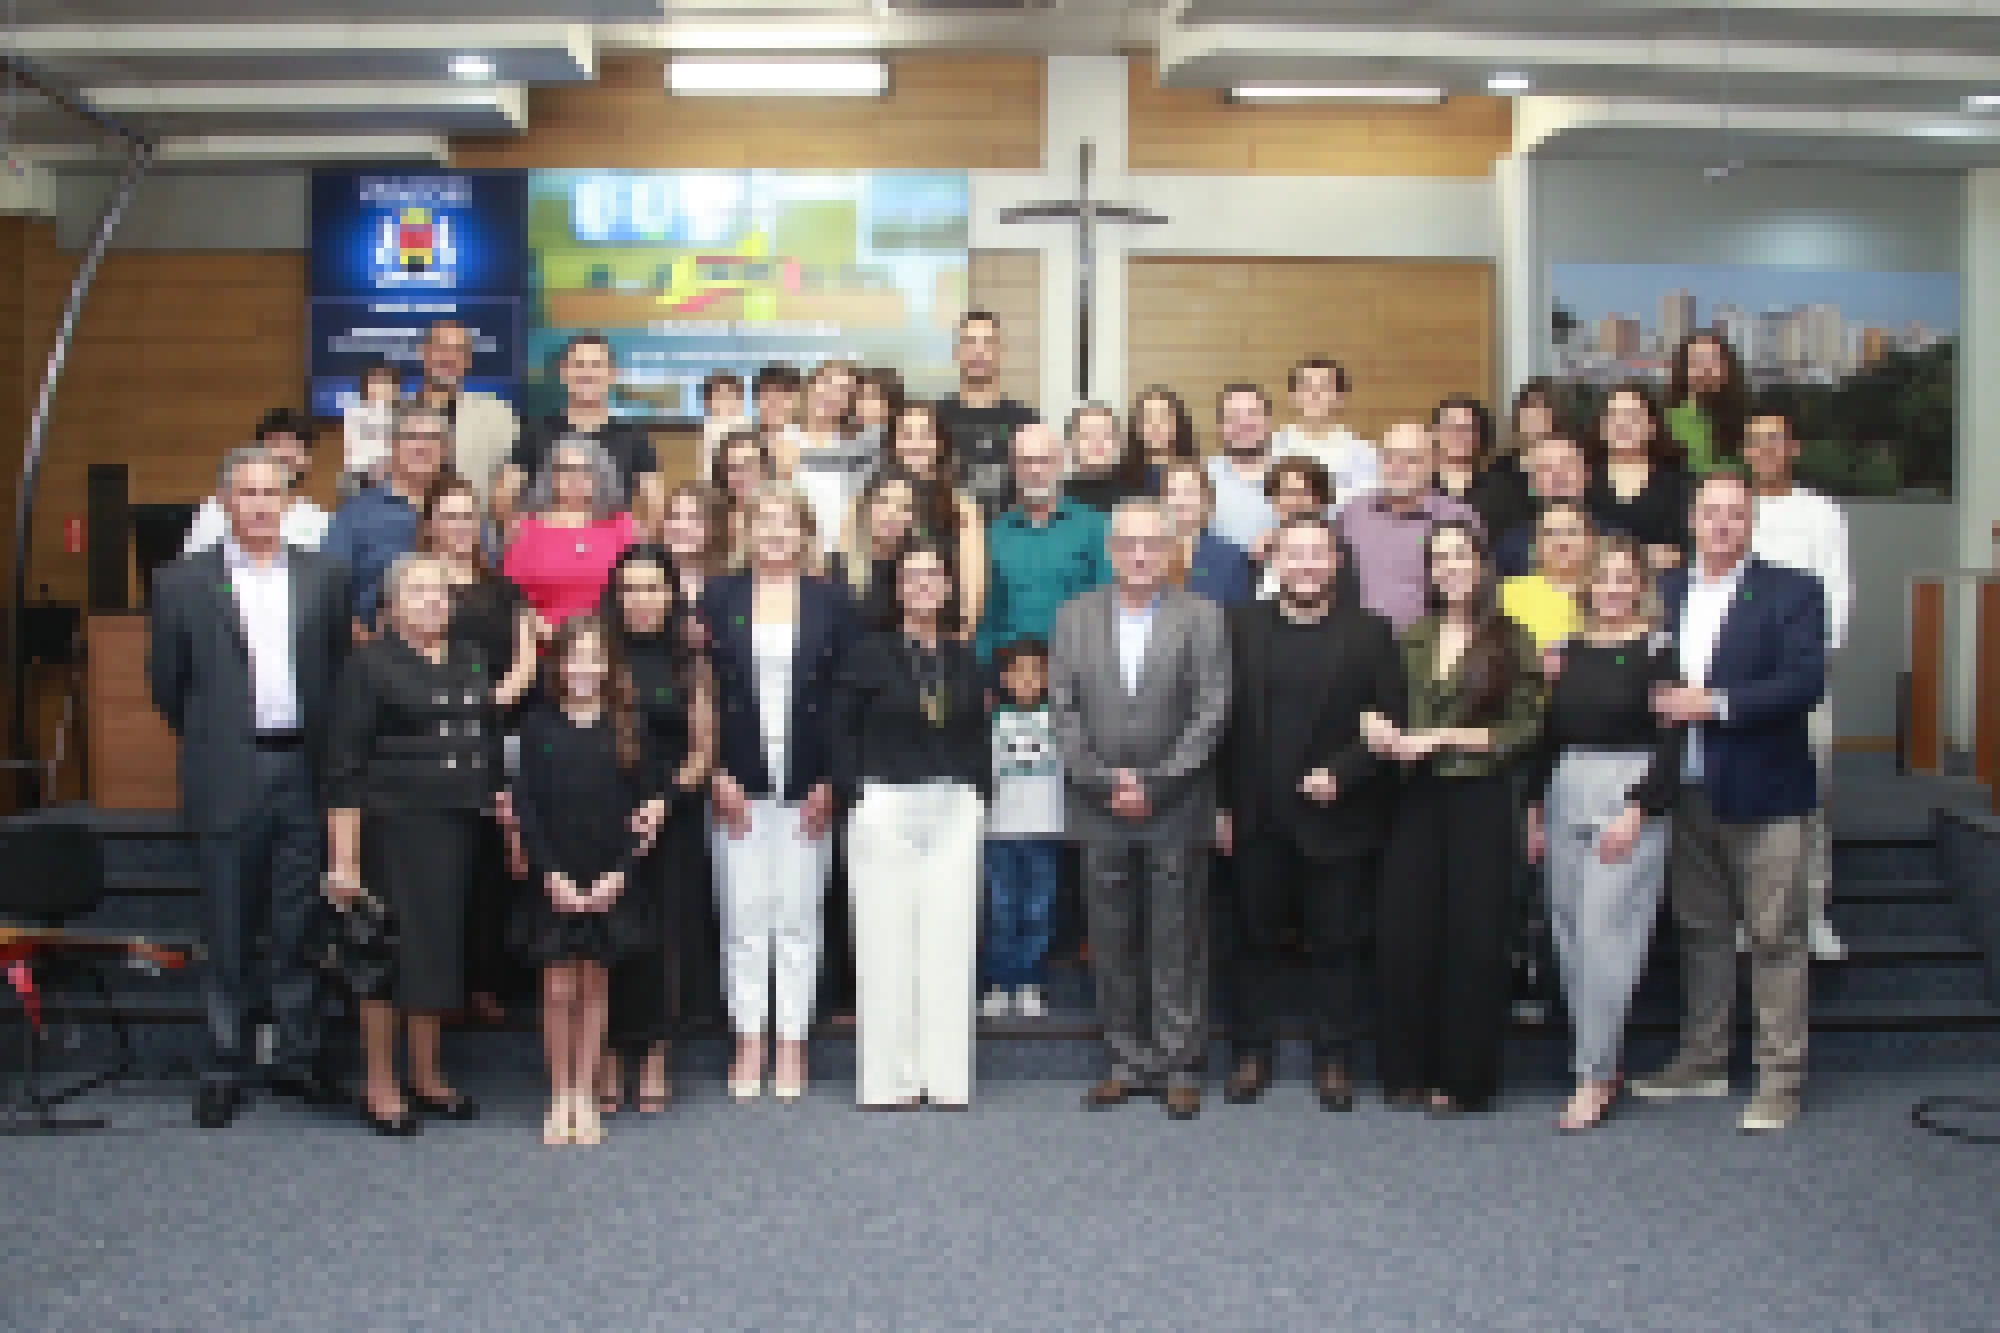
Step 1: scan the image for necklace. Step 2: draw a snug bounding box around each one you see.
[907,637,947,728]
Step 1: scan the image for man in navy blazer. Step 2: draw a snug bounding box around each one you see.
[1632,470,1825,1133]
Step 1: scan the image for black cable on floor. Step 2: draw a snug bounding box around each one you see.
[1911,1095,2000,1144]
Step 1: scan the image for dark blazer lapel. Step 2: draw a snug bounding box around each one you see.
[1242,601,1273,749]
[286,547,313,669]
[203,546,250,657]
[1709,557,1767,687]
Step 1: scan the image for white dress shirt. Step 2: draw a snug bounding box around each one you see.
[1753,486,1851,650]
[184,496,328,556]
[223,537,300,733]
[1678,554,1745,782]
[1115,593,1160,695]
[1273,424,1380,511]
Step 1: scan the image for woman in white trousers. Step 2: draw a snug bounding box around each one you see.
[831,536,990,1109]
[700,483,858,1102]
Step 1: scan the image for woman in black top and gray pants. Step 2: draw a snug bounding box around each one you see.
[324,553,502,1135]
[831,534,990,1109]
[1525,535,1683,1133]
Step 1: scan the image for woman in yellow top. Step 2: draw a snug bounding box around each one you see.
[1500,498,1594,657]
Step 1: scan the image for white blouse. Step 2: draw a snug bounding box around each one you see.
[751,618,799,793]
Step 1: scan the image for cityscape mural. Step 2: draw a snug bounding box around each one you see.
[1550,262,1958,496]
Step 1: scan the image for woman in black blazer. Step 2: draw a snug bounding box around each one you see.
[831,534,990,1109]
[698,481,859,1102]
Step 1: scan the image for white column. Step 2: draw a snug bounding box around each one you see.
[1494,152,1539,405]
[1039,54,1131,418]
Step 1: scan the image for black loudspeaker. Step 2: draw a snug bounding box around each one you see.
[85,463,129,612]
[131,503,198,608]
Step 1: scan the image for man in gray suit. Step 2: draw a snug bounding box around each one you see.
[1051,499,1231,1118]
[151,446,353,1128]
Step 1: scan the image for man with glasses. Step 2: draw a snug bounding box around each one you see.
[322,403,450,633]
[1051,500,1231,1119]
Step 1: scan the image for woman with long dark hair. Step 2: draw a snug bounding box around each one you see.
[831,534,990,1108]
[831,469,922,631]
[1130,385,1199,490]
[592,545,716,1116]
[887,400,985,629]
[1586,381,1691,573]
[1432,394,1533,540]
[710,429,776,569]
[1366,521,1542,1114]
[1667,331,1748,473]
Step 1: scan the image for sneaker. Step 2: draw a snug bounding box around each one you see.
[1014,984,1047,1019]
[1630,1060,1731,1100]
[979,988,1013,1020]
[1808,916,1847,962]
[1738,1085,1801,1133]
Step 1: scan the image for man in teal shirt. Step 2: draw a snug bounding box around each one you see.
[978,422,1111,663]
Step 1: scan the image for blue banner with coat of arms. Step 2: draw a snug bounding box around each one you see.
[308,170,527,417]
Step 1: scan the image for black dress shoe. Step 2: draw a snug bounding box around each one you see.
[194,1082,245,1130]
[405,1088,481,1121]
[360,1102,422,1137]
[267,1072,349,1108]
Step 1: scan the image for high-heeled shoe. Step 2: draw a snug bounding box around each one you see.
[1557,1075,1624,1135]
[570,1092,605,1147]
[361,1098,421,1138]
[542,1095,573,1146]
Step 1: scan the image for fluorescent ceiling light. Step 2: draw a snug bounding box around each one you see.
[1230,85,1445,104]
[1966,94,2000,109]
[669,28,878,51]
[449,54,495,81]
[668,58,888,97]
[1487,73,1533,93]
[1910,124,1981,138]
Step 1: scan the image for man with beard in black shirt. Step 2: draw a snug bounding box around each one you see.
[1216,513,1405,1111]
[493,334,662,529]
[935,309,1038,521]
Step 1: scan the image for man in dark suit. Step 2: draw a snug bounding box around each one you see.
[1633,469,1825,1133]
[151,445,354,1128]
[1051,499,1231,1119]
[1216,515,1406,1110]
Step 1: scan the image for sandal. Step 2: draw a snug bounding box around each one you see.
[542,1095,573,1146]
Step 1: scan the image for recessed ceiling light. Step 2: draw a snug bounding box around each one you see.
[1487,73,1533,93]
[668,58,889,97]
[1229,85,1445,104]
[449,54,495,81]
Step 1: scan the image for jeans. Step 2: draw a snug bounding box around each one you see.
[982,838,1062,988]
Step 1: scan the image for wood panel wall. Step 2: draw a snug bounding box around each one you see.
[15,221,326,607]
[967,249,1041,409]
[1127,257,1493,448]
[1129,59,1512,176]
[453,52,1043,170]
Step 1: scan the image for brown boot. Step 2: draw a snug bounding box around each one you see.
[1164,1085,1202,1120]
[1224,1053,1271,1105]
[1081,1077,1133,1110]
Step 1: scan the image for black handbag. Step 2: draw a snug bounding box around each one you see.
[304,888,400,1001]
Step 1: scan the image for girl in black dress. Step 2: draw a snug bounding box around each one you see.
[420,475,540,1024]
[324,554,502,1135]
[1587,382,1692,575]
[512,616,666,1146]
[593,546,715,1116]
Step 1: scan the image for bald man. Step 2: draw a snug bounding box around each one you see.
[975,421,1111,663]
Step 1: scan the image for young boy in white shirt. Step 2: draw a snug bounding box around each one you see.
[982,638,1066,1019]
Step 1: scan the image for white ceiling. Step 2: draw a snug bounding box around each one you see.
[11,1,2000,169]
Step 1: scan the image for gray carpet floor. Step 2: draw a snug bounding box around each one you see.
[7,1067,2000,1332]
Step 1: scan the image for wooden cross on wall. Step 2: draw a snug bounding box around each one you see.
[999,139,1167,400]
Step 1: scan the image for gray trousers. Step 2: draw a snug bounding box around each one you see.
[1081,838,1209,1089]
[1668,786,1809,1093]
[1543,749,1669,1081]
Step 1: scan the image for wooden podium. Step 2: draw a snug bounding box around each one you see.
[86,613,180,810]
